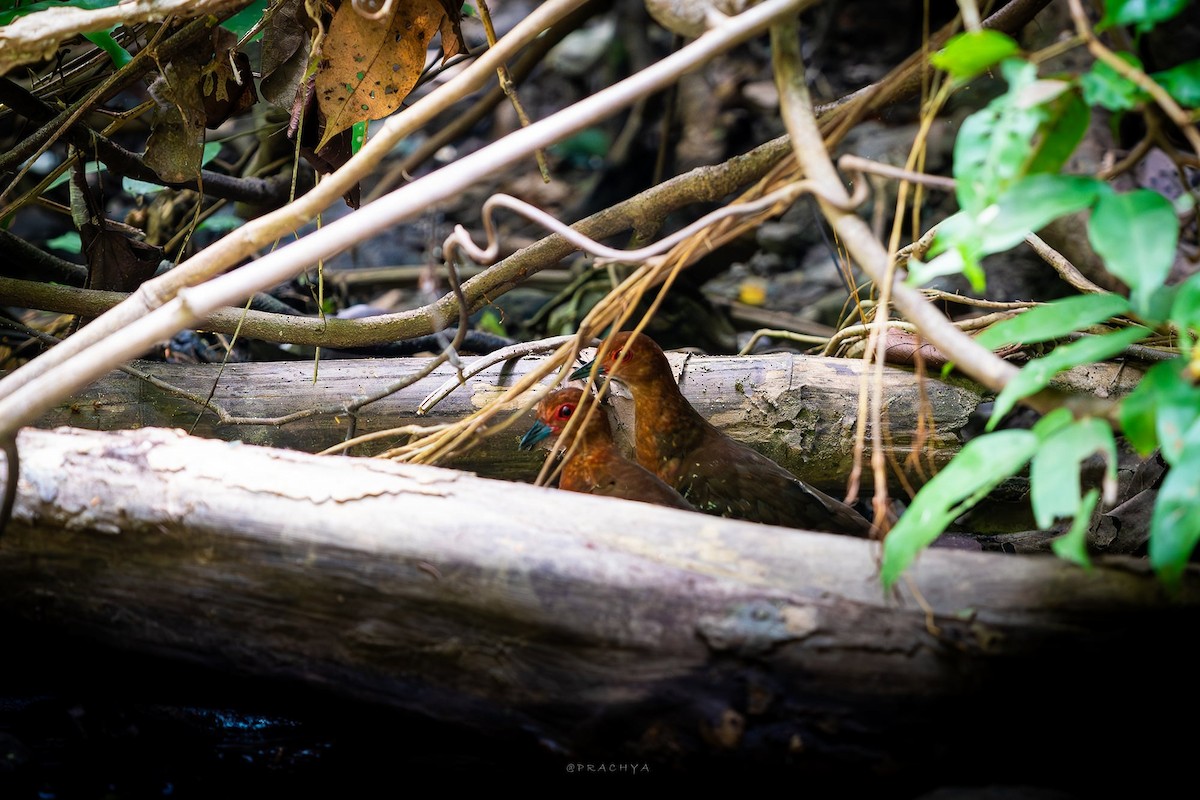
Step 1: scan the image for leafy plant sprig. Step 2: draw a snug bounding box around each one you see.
[883,1,1200,588]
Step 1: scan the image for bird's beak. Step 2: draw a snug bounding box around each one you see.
[519,419,553,451]
[569,358,600,382]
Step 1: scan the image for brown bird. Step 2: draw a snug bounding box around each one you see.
[571,331,874,536]
[520,386,695,511]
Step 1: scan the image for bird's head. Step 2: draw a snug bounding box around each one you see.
[569,331,668,388]
[519,387,586,450]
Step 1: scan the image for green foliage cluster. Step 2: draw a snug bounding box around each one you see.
[883,0,1200,588]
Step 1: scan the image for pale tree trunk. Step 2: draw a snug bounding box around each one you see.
[0,425,1194,778]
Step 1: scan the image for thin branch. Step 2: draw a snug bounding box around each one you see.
[1023,233,1112,295]
[0,78,305,209]
[0,0,240,75]
[1067,0,1200,157]
[0,0,591,411]
[0,0,814,443]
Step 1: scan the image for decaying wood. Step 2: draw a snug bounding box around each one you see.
[0,425,1195,777]
[32,351,1143,491]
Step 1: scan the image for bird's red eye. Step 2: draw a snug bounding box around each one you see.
[555,404,574,420]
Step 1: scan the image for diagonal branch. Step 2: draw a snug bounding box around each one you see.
[0,0,813,440]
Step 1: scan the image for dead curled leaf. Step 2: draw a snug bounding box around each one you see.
[314,0,446,151]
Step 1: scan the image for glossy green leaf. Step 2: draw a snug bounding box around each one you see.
[989,326,1148,428]
[906,248,966,287]
[913,212,987,289]
[1118,359,1195,456]
[1025,89,1091,176]
[1051,489,1099,568]
[1149,420,1200,588]
[1088,188,1178,316]
[1029,417,1117,529]
[1153,59,1200,108]
[962,257,987,294]
[1102,0,1190,33]
[1080,54,1146,111]
[351,121,367,156]
[881,430,1039,588]
[1122,353,1200,466]
[1170,272,1200,342]
[980,174,1103,253]
[221,0,268,40]
[953,60,1045,213]
[975,293,1130,350]
[201,141,223,166]
[931,31,1020,82]
[1031,406,1076,439]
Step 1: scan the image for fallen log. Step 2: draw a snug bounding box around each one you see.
[29,351,1142,491]
[0,426,1195,784]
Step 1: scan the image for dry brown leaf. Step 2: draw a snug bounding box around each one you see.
[314,0,444,152]
[880,329,949,369]
[145,47,209,183]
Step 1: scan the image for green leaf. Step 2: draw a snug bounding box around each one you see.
[980,173,1103,253]
[953,60,1046,213]
[931,31,1020,82]
[989,326,1148,428]
[1121,354,1200,467]
[1029,417,1117,529]
[1149,419,1200,588]
[911,212,988,290]
[1088,188,1178,316]
[221,0,268,41]
[974,293,1130,350]
[1031,406,1076,438]
[1025,89,1091,176]
[81,28,131,68]
[906,248,966,287]
[1051,488,1100,568]
[477,308,507,337]
[1170,272,1200,343]
[351,121,367,156]
[201,141,223,166]
[46,231,82,253]
[122,176,166,196]
[1152,59,1200,108]
[1118,359,1197,457]
[1102,0,1190,33]
[881,430,1040,588]
[1080,54,1147,111]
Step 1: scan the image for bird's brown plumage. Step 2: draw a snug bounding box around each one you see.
[572,331,873,536]
[520,387,695,511]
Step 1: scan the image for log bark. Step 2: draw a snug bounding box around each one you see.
[1,426,1195,781]
[30,352,1142,491]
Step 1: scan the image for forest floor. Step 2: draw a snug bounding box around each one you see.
[2,0,1195,794]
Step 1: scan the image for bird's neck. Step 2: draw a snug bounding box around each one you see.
[630,374,710,451]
